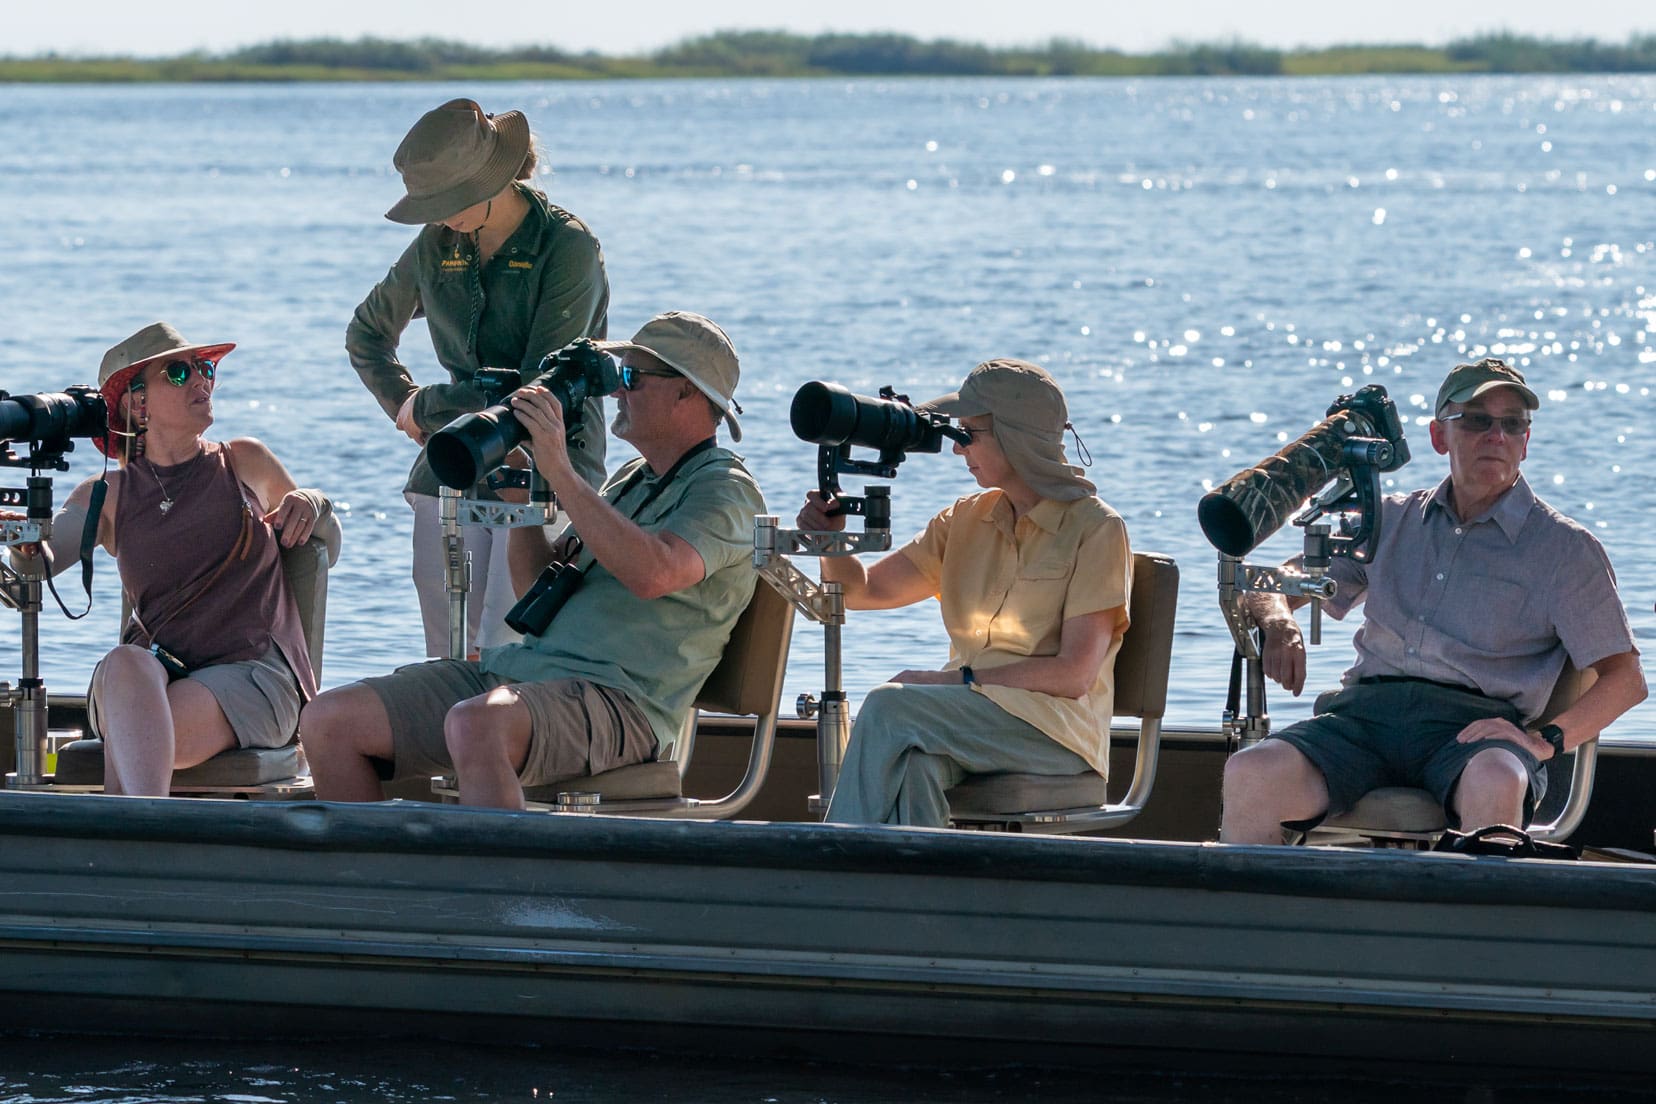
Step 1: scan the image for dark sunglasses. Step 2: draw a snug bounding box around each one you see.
[1440,411,1530,436]
[620,364,680,391]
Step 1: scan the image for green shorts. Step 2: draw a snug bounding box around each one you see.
[360,658,657,786]
[1271,677,1546,826]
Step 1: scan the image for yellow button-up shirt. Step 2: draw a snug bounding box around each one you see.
[898,491,1131,775]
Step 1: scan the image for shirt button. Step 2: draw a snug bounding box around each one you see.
[1455,527,1463,535]
[1418,615,1427,622]
[1407,647,1417,655]
[1435,572,1445,580]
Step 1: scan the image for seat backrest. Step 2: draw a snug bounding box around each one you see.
[1536,657,1591,727]
[694,580,795,716]
[280,534,332,679]
[1114,552,1178,721]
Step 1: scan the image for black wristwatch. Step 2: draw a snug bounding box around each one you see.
[1537,723,1566,759]
[961,666,977,686]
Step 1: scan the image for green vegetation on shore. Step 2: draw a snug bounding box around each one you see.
[4,30,1655,83]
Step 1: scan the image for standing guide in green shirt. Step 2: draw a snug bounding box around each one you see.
[304,313,765,811]
[347,99,610,659]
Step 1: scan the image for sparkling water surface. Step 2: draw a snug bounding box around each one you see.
[0,72,1653,1101]
[3,75,1652,737]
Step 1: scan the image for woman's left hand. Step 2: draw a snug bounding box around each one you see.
[265,491,318,548]
[890,669,960,686]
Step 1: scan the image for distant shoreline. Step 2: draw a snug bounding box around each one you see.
[4,30,1654,83]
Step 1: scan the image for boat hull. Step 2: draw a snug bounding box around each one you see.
[0,792,1652,1073]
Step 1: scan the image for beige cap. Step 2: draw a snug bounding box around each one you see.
[1435,357,1540,416]
[920,359,1094,501]
[96,322,235,458]
[598,312,744,441]
[386,99,530,225]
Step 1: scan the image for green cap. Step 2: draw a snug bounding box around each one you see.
[1435,358,1539,416]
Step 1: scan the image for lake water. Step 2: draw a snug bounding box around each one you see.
[2,76,1655,739]
[1,71,1654,1102]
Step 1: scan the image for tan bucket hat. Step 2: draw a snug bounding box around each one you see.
[385,99,530,225]
[920,359,1094,501]
[598,312,745,441]
[1435,357,1540,416]
[95,322,235,457]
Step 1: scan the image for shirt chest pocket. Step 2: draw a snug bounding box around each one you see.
[1453,576,1533,652]
[1007,556,1073,612]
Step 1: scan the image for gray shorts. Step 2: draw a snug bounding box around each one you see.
[1270,678,1547,826]
[88,643,301,750]
[360,658,657,786]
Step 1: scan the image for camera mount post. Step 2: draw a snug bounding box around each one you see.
[1,468,59,789]
[439,466,561,662]
[753,486,892,814]
[438,486,471,661]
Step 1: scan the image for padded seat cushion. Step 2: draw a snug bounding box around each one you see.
[521,760,683,804]
[1322,787,1447,834]
[52,738,303,788]
[947,771,1107,816]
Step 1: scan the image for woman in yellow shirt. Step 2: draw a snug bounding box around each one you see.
[797,359,1131,827]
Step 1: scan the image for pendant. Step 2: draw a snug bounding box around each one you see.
[159,499,173,515]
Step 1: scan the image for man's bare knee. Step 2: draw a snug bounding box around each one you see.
[1221,740,1329,843]
[1453,746,1529,824]
[301,685,389,759]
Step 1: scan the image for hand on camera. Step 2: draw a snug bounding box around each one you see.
[510,386,574,483]
[1259,616,1307,696]
[796,490,846,532]
[264,492,318,548]
[0,511,41,560]
[395,391,427,445]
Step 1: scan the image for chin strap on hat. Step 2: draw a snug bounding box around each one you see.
[1067,422,1093,467]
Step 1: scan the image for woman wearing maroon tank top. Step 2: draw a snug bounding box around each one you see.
[15,322,326,796]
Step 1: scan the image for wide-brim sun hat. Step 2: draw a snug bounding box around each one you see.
[597,312,745,442]
[95,321,235,458]
[920,358,1094,501]
[385,99,530,225]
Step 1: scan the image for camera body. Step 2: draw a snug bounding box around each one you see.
[427,339,621,490]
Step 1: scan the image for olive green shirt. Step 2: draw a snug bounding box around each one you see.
[480,446,765,750]
[347,183,610,496]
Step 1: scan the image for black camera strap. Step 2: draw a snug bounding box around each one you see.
[560,437,719,573]
[38,476,106,621]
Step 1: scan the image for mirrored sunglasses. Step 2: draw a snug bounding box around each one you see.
[157,357,217,387]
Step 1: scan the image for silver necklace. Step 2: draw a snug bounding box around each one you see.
[148,463,176,515]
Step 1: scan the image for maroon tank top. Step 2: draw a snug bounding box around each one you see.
[115,440,318,699]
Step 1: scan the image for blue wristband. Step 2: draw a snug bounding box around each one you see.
[961,666,977,686]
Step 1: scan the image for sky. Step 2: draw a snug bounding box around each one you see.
[9,0,1656,57]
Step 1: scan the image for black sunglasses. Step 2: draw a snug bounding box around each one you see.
[620,364,680,391]
[1440,411,1530,436]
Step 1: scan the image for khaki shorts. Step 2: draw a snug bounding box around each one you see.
[88,642,301,751]
[360,658,657,786]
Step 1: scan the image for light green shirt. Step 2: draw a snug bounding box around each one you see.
[480,446,764,749]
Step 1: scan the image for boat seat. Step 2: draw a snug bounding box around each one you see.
[1308,659,1597,848]
[434,577,794,818]
[947,551,1178,834]
[52,514,340,797]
